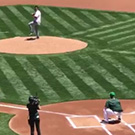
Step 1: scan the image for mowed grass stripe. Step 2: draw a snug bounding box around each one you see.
[0,9,23,36]
[72,18,135,37]
[63,9,91,28]
[79,11,100,27]
[115,41,135,50]
[126,56,135,65]
[118,13,132,20]
[81,10,103,25]
[39,8,63,36]
[27,57,73,100]
[87,17,135,33]
[38,8,66,35]
[84,54,129,95]
[7,6,31,29]
[49,8,81,31]
[108,54,135,81]
[108,12,126,21]
[4,56,47,102]
[0,18,14,38]
[0,87,5,100]
[0,68,19,101]
[50,57,98,98]
[98,12,117,22]
[60,56,108,97]
[69,54,121,96]
[109,35,135,49]
[7,6,30,29]
[16,57,60,101]
[64,9,93,28]
[0,26,9,39]
[43,7,76,33]
[97,53,135,96]
[0,57,30,102]
[0,61,21,102]
[101,28,135,41]
[38,57,86,99]
[1,6,27,35]
[126,44,135,51]
[86,21,135,38]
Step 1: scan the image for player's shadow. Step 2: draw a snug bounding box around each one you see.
[108,120,121,124]
[25,37,37,41]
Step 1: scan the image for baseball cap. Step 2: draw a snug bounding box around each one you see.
[110,92,115,96]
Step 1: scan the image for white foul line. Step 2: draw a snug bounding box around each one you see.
[122,120,135,134]
[0,103,90,117]
[94,115,112,135]
[1,103,135,135]
[0,104,27,110]
[123,111,135,115]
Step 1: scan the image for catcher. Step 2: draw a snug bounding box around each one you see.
[101,92,123,123]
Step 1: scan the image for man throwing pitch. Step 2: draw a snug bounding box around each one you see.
[28,6,41,39]
[102,92,123,123]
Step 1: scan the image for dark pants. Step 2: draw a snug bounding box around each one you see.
[28,119,41,135]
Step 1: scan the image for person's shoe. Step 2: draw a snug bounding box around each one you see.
[29,32,33,36]
[100,120,108,124]
[36,36,39,39]
[118,118,121,121]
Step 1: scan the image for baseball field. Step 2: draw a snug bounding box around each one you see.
[1,0,135,135]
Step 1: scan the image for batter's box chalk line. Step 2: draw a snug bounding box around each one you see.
[66,115,112,135]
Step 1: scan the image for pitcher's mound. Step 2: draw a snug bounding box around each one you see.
[0,36,87,55]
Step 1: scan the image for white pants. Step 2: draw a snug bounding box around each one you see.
[103,108,122,122]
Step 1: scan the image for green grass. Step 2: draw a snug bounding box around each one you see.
[0,113,18,135]
[0,5,135,104]
[1,5,135,134]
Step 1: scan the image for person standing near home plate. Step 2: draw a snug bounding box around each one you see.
[28,6,41,39]
[101,92,123,123]
[27,96,41,135]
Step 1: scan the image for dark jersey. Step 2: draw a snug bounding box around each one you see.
[105,98,123,112]
[27,103,40,120]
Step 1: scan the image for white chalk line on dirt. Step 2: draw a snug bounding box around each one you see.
[122,119,135,134]
[123,111,135,115]
[66,115,101,129]
[0,104,93,117]
[66,114,112,135]
[1,103,112,134]
[1,103,135,135]
[94,115,112,135]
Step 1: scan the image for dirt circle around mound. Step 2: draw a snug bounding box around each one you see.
[0,36,87,55]
[1,100,135,135]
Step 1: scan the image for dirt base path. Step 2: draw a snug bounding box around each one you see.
[1,100,135,135]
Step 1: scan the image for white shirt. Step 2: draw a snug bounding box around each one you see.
[34,10,41,25]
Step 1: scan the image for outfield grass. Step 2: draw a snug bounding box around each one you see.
[0,5,135,105]
[0,4,135,134]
